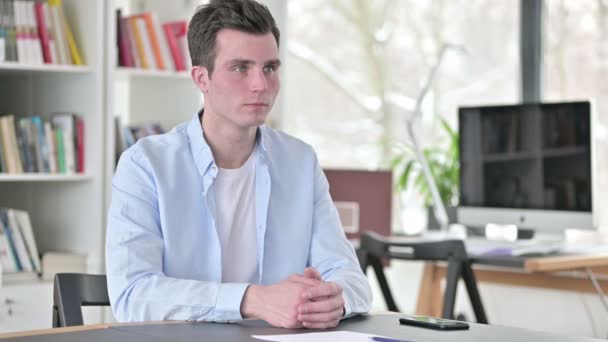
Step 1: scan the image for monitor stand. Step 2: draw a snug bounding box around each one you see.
[484,223,536,241]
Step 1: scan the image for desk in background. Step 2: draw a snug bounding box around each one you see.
[359,232,608,324]
[0,313,603,342]
[416,251,608,318]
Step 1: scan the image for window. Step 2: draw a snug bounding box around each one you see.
[543,0,608,227]
[284,0,519,170]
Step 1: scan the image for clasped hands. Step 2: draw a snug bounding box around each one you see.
[241,267,344,329]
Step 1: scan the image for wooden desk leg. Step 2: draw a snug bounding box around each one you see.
[415,262,443,317]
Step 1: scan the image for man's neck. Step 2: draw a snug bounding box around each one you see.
[201,110,257,169]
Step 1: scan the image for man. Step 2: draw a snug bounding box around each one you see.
[106,0,372,329]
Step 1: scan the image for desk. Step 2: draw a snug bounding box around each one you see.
[358,232,608,322]
[416,253,608,318]
[0,313,603,341]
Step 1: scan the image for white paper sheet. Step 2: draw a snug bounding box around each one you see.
[252,331,386,342]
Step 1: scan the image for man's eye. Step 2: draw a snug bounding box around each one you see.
[233,65,246,72]
[263,65,276,73]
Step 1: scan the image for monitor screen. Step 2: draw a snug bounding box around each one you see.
[458,101,593,231]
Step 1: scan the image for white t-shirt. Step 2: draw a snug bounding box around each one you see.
[211,151,258,284]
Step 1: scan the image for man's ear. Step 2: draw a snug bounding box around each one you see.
[191,66,210,93]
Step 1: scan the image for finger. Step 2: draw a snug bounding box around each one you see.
[303,267,322,280]
[288,274,323,287]
[302,282,342,300]
[298,294,344,314]
[298,307,343,323]
[302,320,340,329]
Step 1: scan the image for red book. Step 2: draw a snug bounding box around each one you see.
[76,117,84,173]
[34,2,52,63]
[116,9,133,67]
[162,21,186,71]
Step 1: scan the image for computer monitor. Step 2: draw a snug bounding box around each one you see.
[457,101,595,233]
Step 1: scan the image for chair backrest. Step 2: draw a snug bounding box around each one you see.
[52,273,110,327]
[360,231,469,261]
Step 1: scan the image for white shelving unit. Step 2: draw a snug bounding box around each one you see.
[0,63,94,74]
[0,0,286,333]
[0,0,105,332]
[0,174,93,182]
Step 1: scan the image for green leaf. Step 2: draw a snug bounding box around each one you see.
[397,161,414,191]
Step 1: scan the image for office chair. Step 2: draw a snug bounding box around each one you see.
[52,273,110,327]
[358,231,488,324]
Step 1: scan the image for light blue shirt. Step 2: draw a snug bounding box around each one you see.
[106,113,372,322]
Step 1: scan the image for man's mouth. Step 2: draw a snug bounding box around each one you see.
[244,102,269,108]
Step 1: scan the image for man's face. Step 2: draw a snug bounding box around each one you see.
[197,29,280,130]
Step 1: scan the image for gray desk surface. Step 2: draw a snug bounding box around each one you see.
[4,313,601,342]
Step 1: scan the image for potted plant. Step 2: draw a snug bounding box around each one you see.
[391,117,459,229]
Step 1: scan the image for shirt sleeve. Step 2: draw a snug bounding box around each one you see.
[106,146,249,323]
[307,152,373,317]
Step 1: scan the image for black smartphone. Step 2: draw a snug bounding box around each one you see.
[399,316,470,330]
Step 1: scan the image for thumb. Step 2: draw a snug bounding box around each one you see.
[303,267,322,280]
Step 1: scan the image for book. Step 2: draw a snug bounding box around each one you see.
[34,1,52,63]
[4,0,18,62]
[6,208,33,271]
[25,0,43,64]
[163,21,186,71]
[116,9,133,67]
[0,208,22,271]
[42,1,58,64]
[136,12,165,70]
[150,12,172,71]
[129,16,148,69]
[44,121,57,173]
[17,117,35,172]
[55,0,82,65]
[76,116,84,173]
[13,209,41,273]
[0,115,23,173]
[0,0,6,62]
[47,0,69,64]
[123,16,140,68]
[55,128,65,173]
[0,209,18,272]
[51,113,76,173]
[0,208,40,275]
[135,17,155,69]
[0,122,5,172]
[32,116,50,172]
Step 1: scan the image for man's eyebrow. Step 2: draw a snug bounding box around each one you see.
[265,59,281,66]
[226,59,282,66]
[227,59,256,65]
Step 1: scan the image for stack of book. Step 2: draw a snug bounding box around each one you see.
[0,0,83,65]
[0,113,84,174]
[114,117,164,164]
[0,208,40,276]
[116,10,189,71]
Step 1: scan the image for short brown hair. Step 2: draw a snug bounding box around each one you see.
[187,0,280,76]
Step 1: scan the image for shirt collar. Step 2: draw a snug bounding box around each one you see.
[187,110,270,177]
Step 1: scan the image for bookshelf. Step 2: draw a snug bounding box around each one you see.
[0,0,285,333]
[0,0,104,332]
[114,67,191,80]
[0,63,93,74]
[0,174,92,182]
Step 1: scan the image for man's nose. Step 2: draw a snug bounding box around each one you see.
[250,69,269,92]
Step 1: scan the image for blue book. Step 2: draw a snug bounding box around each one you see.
[0,208,22,271]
